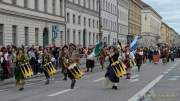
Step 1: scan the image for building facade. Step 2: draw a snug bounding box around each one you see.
[161,22,171,45]
[141,1,162,47]
[128,0,142,43]
[66,0,99,47]
[0,0,65,47]
[100,0,118,46]
[117,0,129,45]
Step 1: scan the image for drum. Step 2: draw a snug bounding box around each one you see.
[68,63,84,80]
[111,61,127,78]
[43,62,57,76]
[19,63,33,78]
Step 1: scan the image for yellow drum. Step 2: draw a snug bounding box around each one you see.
[43,62,57,76]
[111,60,127,78]
[20,63,33,78]
[68,63,84,80]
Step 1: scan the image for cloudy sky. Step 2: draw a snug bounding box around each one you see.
[143,0,180,34]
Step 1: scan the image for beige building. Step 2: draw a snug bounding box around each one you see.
[141,1,162,47]
[161,22,172,45]
[128,0,142,43]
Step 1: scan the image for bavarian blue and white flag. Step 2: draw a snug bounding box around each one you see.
[130,36,138,54]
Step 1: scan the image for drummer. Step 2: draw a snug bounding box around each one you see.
[61,44,80,89]
[105,46,119,90]
[15,48,29,91]
[68,43,80,89]
[42,48,52,85]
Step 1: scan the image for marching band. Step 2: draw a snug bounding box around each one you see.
[1,41,174,91]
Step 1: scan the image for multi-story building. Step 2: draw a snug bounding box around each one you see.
[0,0,65,47]
[141,1,162,47]
[100,0,118,46]
[161,22,171,45]
[117,0,129,45]
[65,0,99,47]
[128,0,142,43]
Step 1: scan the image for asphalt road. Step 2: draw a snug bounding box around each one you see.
[0,59,179,101]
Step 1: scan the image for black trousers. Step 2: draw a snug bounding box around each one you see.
[43,69,50,80]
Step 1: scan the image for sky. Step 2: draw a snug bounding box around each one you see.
[143,0,180,34]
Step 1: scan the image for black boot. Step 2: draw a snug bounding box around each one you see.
[19,87,24,91]
[112,86,118,90]
[63,73,68,81]
[138,66,140,72]
[71,79,76,89]
[45,79,49,85]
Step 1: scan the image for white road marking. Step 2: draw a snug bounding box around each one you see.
[174,63,178,67]
[130,79,139,83]
[128,63,179,101]
[48,88,78,97]
[128,74,164,101]
[93,77,105,82]
[0,89,8,92]
[167,68,172,72]
[163,72,169,74]
[131,75,140,79]
[170,67,175,69]
[168,78,178,81]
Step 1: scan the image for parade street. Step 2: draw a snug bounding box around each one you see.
[0,60,179,101]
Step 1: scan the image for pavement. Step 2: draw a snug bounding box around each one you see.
[0,59,179,101]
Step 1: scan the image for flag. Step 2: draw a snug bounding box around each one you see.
[130,36,138,53]
[93,42,103,57]
[87,42,103,60]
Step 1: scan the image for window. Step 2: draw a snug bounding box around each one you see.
[67,29,70,44]
[60,0,63,15]
[78,30,81,45]
[93,33,95,44]
[12,0,17,5]
[24,0,28,8]
[12,25,17,45]
[67,13,70,23]
[52,0,56,14]
[24,27,29,46]
[88,0,91,9]
[0,24,3,45]
[44,0,47,12]
[73,14,76,24]
[84,17,86,26]
[97,20,99,28]
[96,34,98,42]
[83,0,86,7]
[93,20,95,28]
[73,30,76,43]
[89,32,91,45]
[78,16,81,25]
[89,18,91,27]
[78,0,81,5]
[92,0,95,10]
[96,0,99,11]
[35,28,39,45]
[34,0,38,10]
